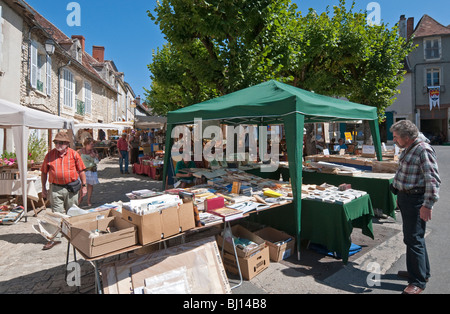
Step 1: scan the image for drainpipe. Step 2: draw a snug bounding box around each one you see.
[57,60,71,116]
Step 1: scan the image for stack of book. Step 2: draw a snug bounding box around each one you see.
[126,189,163,199]
[0,206,24,225]
[240,185,252,196]
[199,212,223,226]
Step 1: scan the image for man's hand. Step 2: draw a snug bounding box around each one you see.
[81,186,88,197]
[42,189,47,199]
[420,206,432,222]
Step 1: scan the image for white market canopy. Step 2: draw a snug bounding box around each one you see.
[0,98,74,215]
[73,122,126,132]
[0,98,73,129]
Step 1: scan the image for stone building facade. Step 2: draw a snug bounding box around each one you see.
[0,0,136,153]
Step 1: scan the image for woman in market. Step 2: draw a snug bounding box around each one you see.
[77,138,100,207]
[129,130,141,164]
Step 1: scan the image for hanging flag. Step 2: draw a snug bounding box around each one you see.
[428,86,440,111]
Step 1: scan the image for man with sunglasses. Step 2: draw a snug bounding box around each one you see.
[40,130,87,250]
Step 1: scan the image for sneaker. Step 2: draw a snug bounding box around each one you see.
[374,208,388,219]
[120,170,124,174]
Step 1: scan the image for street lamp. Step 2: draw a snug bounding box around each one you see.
[45,39,55,55]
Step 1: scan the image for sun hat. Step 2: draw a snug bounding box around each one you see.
[53,130,71,143]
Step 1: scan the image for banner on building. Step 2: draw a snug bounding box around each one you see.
[428,86,440,111]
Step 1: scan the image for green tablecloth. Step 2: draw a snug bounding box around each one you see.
[302,171,396,219]
[244,167,281,180]
[248,194,374,264]
[300,194,374,264]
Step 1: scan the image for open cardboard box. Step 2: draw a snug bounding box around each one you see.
[61,209,117,239]
[70,215,137,258]
[216,224,266,259]
[122,201,195,245]
[254,227,295,262]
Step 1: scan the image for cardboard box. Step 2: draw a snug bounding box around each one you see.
[216,225,266,259]
[122,201,195,245]
[178,201,196,232]
[222,246,270,280]
[70,216,137,258]
[254,227,295,262]
[61,209,115,239]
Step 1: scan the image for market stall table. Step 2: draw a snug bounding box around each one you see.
[64,200,288,293]
[64,218,234,294]
[132,163,162,180]
[300,194,374,264]
[0,176,47,218]
[94,146,111,159]
[302,171,396,218]
[249,194,374,264]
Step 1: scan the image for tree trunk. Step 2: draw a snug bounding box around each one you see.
[304,123,317,156]
[363,120,373,145]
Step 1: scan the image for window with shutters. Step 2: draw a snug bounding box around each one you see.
[37,54,45,92]
[63,68,74,108]
[30,41,38,89]
[30,40,52,95]
[84,81,92,114]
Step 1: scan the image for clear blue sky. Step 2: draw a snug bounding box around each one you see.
[25,0,450,99]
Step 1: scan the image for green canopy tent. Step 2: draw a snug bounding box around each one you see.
[162,80,382,259]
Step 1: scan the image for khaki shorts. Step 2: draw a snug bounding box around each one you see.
[49,184,79,214]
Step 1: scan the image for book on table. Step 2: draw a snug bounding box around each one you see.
[226,201,270,214]
[199,212,223,226]
[207,207,244,221]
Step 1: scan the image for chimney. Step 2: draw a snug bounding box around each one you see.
[407,17,415,40]
[92,46,105,63]
[399,15,407,38]
[71,35,85,52]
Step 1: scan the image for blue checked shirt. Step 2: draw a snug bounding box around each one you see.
[393,139,441,209]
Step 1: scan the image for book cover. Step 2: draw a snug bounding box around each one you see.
[205,197,225,212]
[208,207,244,221]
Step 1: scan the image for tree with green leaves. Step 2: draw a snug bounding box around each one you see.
[145,0,298,116]
[145,0,414,130]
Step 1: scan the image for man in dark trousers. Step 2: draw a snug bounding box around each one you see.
[390,120,441,294]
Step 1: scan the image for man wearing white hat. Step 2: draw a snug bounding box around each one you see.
[40,130,87,250]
